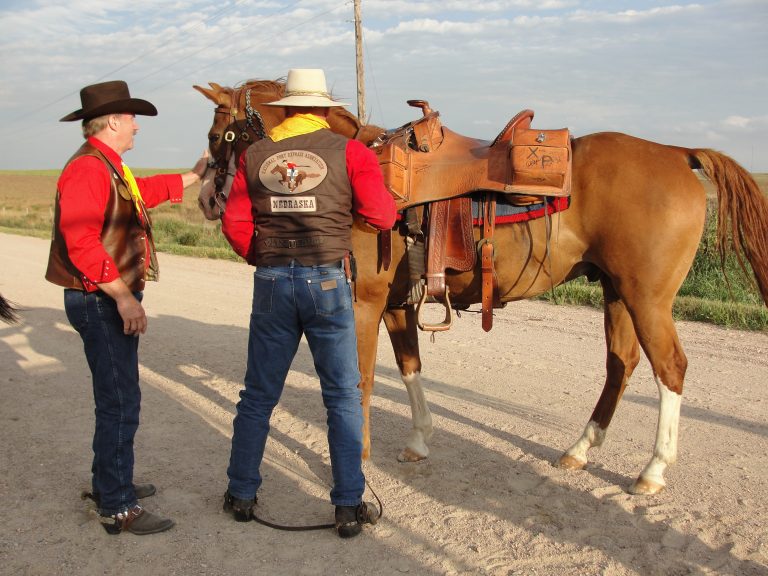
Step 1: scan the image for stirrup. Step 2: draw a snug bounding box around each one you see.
[416,287,453,332]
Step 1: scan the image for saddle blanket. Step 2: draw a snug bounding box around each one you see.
[471,195,570,226]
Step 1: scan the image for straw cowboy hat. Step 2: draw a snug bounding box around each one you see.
[60,80,158,122]
[265,69,348,108]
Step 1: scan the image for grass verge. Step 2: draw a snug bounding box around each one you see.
[1,170,766,331]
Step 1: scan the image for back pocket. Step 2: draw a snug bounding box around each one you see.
[252,274,276,314]
[307,277,351,316]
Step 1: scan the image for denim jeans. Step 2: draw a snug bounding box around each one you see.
[227,261,365,506]
[64,289,142,515]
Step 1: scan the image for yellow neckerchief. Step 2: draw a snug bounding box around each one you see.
[268,113,330,142]
[121,162,146,220]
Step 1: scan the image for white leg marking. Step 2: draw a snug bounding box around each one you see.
[638,376,681,487]
[563,420,606,464]
[402,371,432,457]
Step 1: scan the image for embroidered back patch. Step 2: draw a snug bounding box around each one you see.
[259,150,328,195]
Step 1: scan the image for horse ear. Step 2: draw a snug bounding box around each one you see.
[193,84,225,105]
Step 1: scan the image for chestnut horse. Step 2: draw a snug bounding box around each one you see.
[193,79,768,494]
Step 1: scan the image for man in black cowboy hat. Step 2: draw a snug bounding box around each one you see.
[46,80,208,535]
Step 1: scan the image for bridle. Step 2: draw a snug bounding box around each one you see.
[204,86,269,214]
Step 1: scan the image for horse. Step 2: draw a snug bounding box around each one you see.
[193,79,768,495]
[0,293,19,323]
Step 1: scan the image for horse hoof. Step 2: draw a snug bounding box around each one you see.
[555,454,587,470]
[630,477,665,495]
[397,447,427,463]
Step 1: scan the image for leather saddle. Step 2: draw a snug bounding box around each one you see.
[372,100,572,210]
[373,100,572,332]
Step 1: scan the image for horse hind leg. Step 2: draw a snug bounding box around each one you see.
[383,306,433,462]
[626,303,687,495]
[588,270,688,494]
[557,277,641,474]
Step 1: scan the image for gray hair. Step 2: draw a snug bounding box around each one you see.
[82,115,111,138]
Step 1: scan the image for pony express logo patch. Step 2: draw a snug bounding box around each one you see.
[259,150,327,195]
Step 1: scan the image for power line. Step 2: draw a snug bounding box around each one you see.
[5,1,355,146]
[4,0,255,133]
[144,1,349,94]
[92,0,253,86]
[135,1,304,90]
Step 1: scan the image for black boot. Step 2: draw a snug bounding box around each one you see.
[223,490,256,522]
[335,502,379,538]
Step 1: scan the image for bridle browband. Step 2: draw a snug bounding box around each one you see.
[204,86,269,214]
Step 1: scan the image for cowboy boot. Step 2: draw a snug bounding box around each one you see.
[334,502,379,538]
[222,490,256,522]
[99,505,174,535]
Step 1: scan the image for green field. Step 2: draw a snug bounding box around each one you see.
[1,170,767,331]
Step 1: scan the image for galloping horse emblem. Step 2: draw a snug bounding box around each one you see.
[270,160,319,192]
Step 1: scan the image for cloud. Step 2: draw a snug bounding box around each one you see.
[383,18,488,35]
[722,115,768,132]
[0,0,765,171]
[569,4,703,24]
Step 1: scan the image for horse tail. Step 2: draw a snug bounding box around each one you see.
[0,293,19,324]
[691,149,768,305]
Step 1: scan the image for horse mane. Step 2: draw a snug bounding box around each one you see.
[235,78,286,100]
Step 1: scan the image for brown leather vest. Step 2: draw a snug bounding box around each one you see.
[45,142,158,292]
[244,129,353,265]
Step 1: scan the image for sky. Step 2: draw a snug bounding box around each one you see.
[0,0,766,172]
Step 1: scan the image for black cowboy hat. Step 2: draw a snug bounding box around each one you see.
[60,80,157,122]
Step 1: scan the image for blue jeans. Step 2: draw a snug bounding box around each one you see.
[227,261,365,506]
[64,289,142,516]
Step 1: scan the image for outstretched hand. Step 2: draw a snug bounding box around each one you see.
[181,150,211,188]
[192,149,210,179]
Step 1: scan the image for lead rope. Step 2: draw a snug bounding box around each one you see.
[251,478,383,532]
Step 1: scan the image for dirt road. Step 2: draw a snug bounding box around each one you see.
[1,232,766,575]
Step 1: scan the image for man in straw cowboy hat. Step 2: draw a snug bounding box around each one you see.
[220,68,396,538]
[46,80,208,535]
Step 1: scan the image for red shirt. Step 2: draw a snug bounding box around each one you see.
[57,137,184,290]
[223,137,396,260]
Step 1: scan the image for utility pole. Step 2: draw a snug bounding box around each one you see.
[354,0,366,124]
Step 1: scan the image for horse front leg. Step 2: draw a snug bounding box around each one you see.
[355,296,387,461]
[557,278,641,473]
[383,306,432,462]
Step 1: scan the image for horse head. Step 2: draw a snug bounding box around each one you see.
[193,79,384,220]
[193,80,284,220]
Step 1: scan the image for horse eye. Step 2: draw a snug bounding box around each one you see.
[209,134,220,143]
